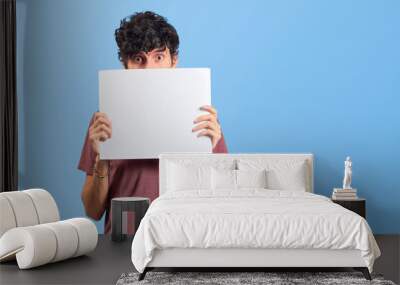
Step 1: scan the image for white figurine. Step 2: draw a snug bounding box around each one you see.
[343,156,352,189]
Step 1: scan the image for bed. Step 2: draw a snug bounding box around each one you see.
[131,153,380,280]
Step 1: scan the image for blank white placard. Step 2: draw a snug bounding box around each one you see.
[99,68,212,159]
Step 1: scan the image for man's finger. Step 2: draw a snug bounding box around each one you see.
[94,112,112,124]
[197,129,220,148]
[193,114,217,124]
[94,112,106,120]
[192,121,211,132]
[94,124,112,138]
[199,105,217,116]
[92,132,109,142]
[197,129,217,139]
[93,117,112,129]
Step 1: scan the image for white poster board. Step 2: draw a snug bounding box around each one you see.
[99,68,212,159]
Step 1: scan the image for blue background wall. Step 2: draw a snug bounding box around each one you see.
[16,0,399,234]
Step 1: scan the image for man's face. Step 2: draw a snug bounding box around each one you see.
[125,47,178,69]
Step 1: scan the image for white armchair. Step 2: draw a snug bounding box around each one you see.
[0,189,97,269]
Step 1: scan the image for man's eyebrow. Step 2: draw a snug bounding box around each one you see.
[153,47,167,52]
[136,47,166,56]
[132,51,145,57]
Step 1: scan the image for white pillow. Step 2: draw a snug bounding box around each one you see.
[211,168,268,190]
[238,159,308,191]
[211,168,236,190]
[266,163,307,191]
[167,162,212,191]
[236,169,268,189]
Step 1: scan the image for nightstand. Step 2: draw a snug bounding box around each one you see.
[331,198,366,218]
[111,197,150,242]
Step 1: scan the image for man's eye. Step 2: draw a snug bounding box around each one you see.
[134,57,142,63]
[156,54,164,61]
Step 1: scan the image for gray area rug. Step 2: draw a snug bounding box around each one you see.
[116,271,396,285]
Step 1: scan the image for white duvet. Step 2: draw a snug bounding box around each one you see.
[131,190,380,273]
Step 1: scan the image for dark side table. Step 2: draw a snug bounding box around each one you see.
[332,198,366,218]
[111,197,150,242]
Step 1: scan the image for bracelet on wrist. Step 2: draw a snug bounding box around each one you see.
[93,166,107,179]
[93,154,108,178]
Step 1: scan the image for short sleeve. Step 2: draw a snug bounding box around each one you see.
[77,113,96,176]
[212,131,228,154]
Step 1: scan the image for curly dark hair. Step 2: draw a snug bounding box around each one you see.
[115,11,179,66]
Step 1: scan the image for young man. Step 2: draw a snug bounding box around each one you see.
[78,11,228,234]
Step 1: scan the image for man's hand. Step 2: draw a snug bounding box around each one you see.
[89,112,112,154]
[192,105,222,148]
[81,112,112,220]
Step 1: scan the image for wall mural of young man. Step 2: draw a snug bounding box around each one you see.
[78,11,228,234]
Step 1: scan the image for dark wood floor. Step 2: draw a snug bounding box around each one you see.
[374,234,400,284]
[0,234,398,284]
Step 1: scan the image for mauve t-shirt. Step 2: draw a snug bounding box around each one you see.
[78,114,228,234]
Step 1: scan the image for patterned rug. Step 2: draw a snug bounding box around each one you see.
[116,271,396,285]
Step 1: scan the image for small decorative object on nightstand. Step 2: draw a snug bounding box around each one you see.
[332,187,358,200]
[332,156,358,200]
[343,156,353,189]
[332,198,366,218]
[111,197,150,242]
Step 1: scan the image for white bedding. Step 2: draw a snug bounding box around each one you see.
[131,190,380,273]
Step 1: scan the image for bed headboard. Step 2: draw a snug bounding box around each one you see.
[159,153,314,195]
